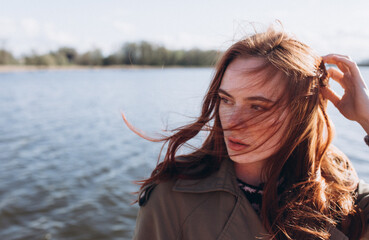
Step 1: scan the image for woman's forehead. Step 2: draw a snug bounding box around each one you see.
[220,58,286,99]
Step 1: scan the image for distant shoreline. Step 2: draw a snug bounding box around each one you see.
[1,64,367,74]
[0,65,212,73]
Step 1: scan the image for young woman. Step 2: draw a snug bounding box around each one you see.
[129,25,369,239]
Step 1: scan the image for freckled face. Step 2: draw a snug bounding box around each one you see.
[218,57,290,166]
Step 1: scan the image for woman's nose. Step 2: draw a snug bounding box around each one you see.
[226,107,245,128]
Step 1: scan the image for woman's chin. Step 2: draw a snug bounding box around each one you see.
[227,150,272,166]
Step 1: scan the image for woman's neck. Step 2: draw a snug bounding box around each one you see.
[233,160,265,186]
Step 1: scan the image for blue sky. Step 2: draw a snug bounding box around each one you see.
[1,0,369,61]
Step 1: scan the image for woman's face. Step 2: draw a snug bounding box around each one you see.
[218,57,290,166]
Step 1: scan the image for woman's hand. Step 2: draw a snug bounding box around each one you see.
[321,54,369,134]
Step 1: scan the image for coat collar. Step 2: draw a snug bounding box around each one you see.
[172,158,240,196]
[172,157,351,240]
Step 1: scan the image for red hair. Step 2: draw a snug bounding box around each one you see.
[128,24,366,239]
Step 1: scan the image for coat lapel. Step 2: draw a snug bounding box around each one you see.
[173,158,239,196]
[173,158,270,239]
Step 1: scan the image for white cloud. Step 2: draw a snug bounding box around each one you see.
[1,0,369,60]
[113,21,135,35]
[43,23,77,46]
[297,28,369,62]
[21,18,40,37]
[0,17,17,38]
[2,18,79,55]
[153,32,226,50]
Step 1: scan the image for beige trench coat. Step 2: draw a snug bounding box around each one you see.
[133,158,369,240]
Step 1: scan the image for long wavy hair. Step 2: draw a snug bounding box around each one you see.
[130,24,366,239]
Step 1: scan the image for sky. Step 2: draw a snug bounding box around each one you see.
[1,0,369,62]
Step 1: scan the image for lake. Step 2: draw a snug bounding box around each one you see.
[0,67,368,240]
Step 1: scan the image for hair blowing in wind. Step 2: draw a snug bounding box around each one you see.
[125,23,367,239]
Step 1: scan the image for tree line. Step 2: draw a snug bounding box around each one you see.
[2,42,369,67]
[0,41,220,67]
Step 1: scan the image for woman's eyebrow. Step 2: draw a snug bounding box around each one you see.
[218,88,233,98]
[219,88,274,103]
[245,96,274,103]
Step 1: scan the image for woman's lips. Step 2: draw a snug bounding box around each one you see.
[227,137,249,151]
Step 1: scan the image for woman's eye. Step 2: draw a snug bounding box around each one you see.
[251,105,265,111]
[220,97,231,104]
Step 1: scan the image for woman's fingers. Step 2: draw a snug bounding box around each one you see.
[327,67,345,88]
[320,86,341,107]
[322,54,359,78]
[320,53,369,129]
[323,54,368,90]
[328,54,352,60]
